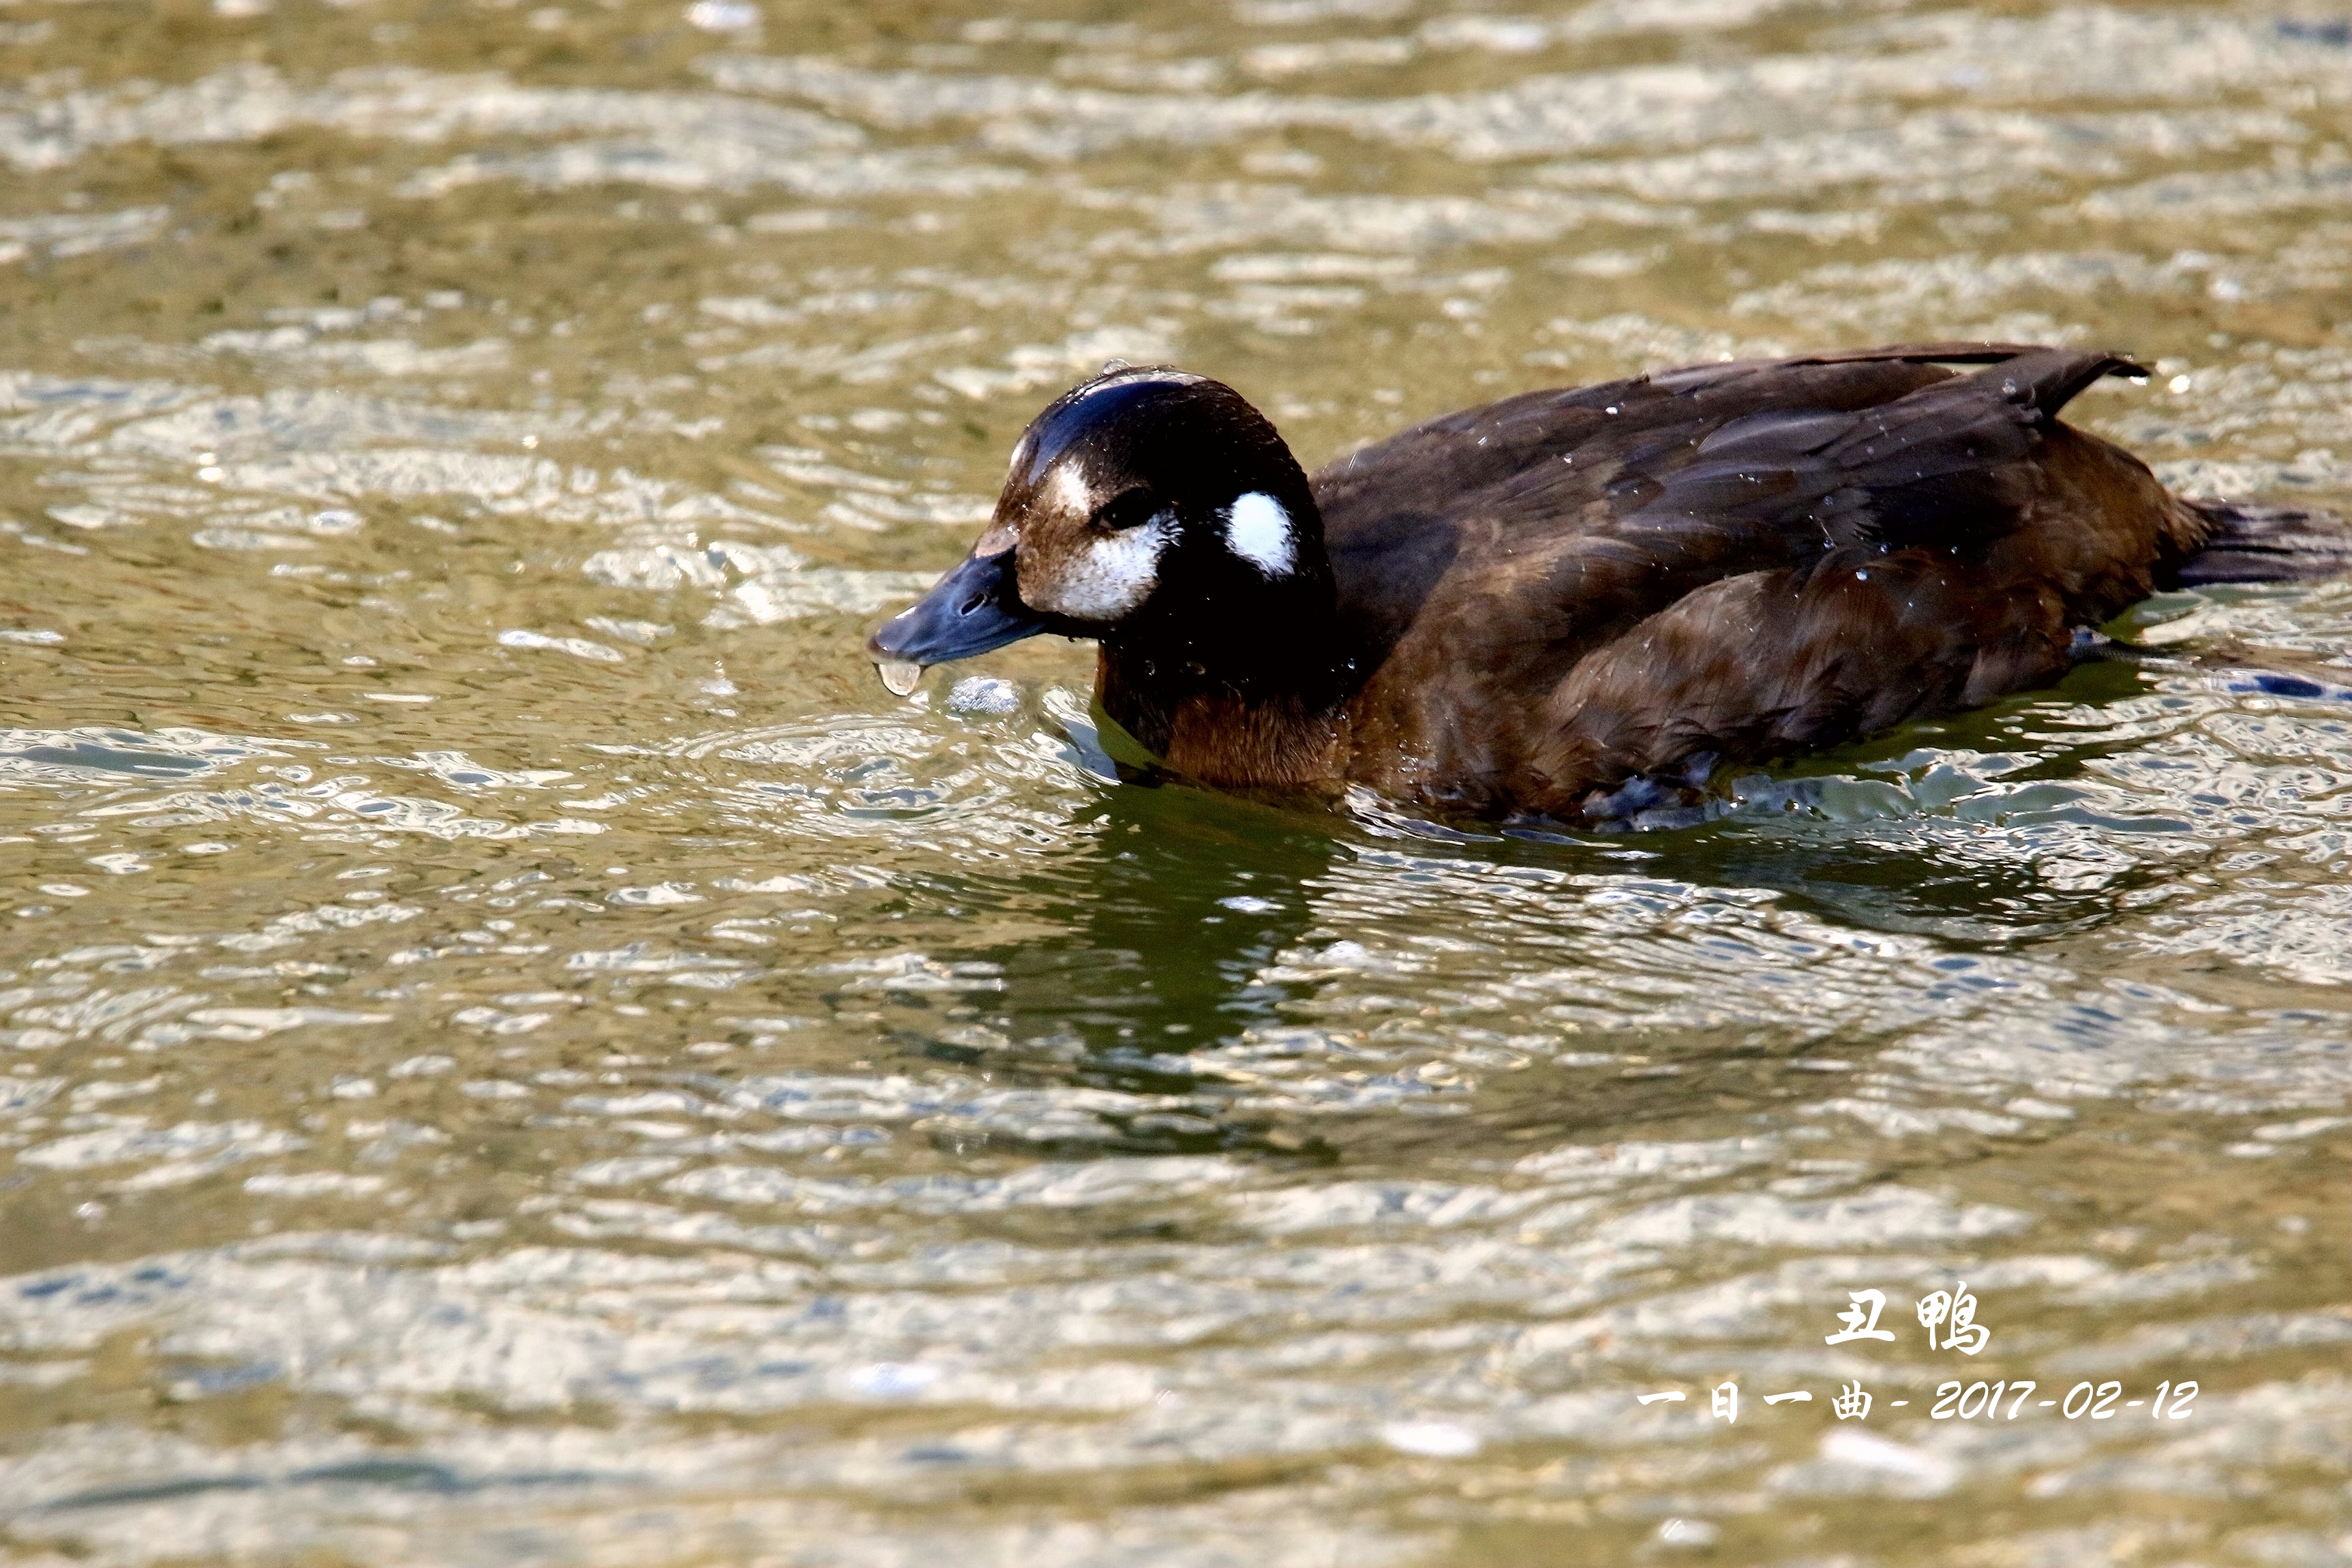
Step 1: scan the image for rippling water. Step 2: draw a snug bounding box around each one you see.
[2,1,2349,1563]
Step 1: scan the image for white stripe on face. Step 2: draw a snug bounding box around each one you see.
[1221,490,1295,577]
[1047,463,1096,517]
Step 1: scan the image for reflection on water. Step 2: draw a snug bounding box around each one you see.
[1,0,2348,1563]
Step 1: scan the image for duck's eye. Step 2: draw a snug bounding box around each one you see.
[1090,488,1162,532]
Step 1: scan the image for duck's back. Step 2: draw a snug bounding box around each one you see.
[1307,343,2208,815]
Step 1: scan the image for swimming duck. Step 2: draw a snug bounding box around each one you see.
[866,343,2349,823]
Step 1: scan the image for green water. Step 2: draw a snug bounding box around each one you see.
[1,1,2347,1563]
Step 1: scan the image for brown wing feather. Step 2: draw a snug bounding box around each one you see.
[1529,423,2203,814]
[1320,344,2192,815]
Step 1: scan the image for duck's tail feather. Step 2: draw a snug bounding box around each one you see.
[2171,500,2352,586]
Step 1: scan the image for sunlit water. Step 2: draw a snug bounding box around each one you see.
[1,1,2348,1563]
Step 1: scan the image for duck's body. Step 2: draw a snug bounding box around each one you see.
[869,343,2347,824]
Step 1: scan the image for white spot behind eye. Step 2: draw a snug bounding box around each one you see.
[1222,491,1295,577]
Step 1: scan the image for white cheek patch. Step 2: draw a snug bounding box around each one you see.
[1028,518,1170,621]
[1221,491,1295,577]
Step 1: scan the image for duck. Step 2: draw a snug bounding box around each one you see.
[866,342,2351,824]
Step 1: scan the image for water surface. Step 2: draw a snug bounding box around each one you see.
[1,0,2348,1563]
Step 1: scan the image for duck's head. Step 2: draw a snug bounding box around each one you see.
[866,367,1327,695]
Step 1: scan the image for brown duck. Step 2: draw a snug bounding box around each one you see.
[866,343,2349,824]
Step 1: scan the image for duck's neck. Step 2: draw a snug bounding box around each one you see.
[1094,595,1356,789]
